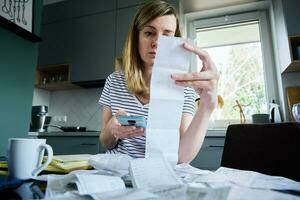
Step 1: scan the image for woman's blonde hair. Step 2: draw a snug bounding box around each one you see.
[122,0,181,97]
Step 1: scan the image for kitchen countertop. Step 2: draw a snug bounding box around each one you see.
[206,128,227,137]
[28,129,226,137]
[28,131,99,137]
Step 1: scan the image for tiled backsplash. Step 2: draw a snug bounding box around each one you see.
[33,88,103,131]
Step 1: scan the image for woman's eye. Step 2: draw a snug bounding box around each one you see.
[144,31,152,36]
[163,32,174,37]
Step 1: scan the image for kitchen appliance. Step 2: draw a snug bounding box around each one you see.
[269,100,282,123]
[30,106,51,132]
[47,124,87,132]
[292,103,300,122]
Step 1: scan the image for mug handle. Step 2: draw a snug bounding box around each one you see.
[32,144,53,177]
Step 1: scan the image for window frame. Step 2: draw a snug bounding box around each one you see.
[188,11,278,128]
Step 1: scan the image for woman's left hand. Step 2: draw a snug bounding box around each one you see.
[171,42,219,110]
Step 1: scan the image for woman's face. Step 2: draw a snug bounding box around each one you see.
[138,14,177,69]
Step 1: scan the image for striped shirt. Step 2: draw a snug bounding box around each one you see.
[99,71,196,158]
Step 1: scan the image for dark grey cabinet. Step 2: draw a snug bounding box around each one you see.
[69,11,116,83]
[282,0,300,36]
[39,136,106,155]
[116,0,178,9]
[41,1,68,24]
[117,0,144,8]
[38,20,71,66]
[38,0,180,83]
[67,0,116,18]
[115,6,140,56]
[191,137,225,170]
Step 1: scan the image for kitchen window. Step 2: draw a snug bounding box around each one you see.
[189,11,277,128]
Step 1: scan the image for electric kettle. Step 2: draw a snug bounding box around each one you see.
[292,103,300,122]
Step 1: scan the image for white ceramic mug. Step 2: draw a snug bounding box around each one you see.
[7,138,53,180]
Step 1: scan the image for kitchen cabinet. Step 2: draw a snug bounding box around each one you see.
[283,35,300,73]
[38,0,181,86]
[41,1,68,24]
[282,0,300,36]
[273,0,300,73]
[116,0,179,9]
[190,137,225,170]
[117,0,144,8]
[38,20,71,66]
[35,64,80,90]
[69,11,116,83]
[66,0,116,19]
[115,6,140,56]
[38,136,106,155]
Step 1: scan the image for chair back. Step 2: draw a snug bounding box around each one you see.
[221,122,300,181]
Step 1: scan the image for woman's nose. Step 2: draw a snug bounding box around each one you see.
[151,40,157,48]
[151,35,159,48]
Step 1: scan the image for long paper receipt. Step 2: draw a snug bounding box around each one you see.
[146,35,193,165]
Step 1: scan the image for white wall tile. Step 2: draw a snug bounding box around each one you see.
[34,88,103,131]
[32,88,50,106]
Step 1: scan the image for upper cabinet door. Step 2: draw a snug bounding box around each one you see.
[117,0,144,8]
[69,11,116,83]
[38,20,71,66]
[115,6,140,57]
[66,0,116,18]
[42,1,68,24]
[282,0,300,36]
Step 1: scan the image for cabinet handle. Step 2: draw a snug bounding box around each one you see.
[209,145,224,148]
[80,143,96,146]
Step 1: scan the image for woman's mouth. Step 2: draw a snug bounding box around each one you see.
[149,52,156,56]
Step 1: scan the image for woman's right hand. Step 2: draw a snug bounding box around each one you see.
[109,110,145,139]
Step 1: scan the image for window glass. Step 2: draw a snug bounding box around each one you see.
[196,21,267,127]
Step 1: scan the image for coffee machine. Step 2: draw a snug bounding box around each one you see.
[30,105,52,132]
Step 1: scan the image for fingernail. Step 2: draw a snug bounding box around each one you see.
[171,74,178,79]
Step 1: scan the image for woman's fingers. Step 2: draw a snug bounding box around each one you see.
[182,42,210,62]
[174,80,216,90]
[112,124,144,139]
[171,71,217,81]
[110,110,144,139]
[182,42,217,73]
[117,126,144,139]
[115,109,130,117]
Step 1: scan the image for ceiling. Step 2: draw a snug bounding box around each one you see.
[181,0,262,13]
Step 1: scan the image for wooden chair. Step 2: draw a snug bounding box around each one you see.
[221,122,300,181]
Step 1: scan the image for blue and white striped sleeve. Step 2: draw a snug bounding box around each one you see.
[99,75,112,107]
[183,87,197,116]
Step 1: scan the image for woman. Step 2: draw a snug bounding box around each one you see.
[99,0,219,164]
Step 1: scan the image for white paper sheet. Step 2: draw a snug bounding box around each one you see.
[174,163,212,181]
[186,186,230,200]
[129,157,183,189]
[227,185,300,200]
[146,35,194,164]
[215,167,300,192]
[90,188,158,200]
[75,174,125,195]
[88,153,132,177]
[45,170,125,199]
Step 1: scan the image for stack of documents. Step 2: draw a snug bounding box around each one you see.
[0,160,8,176]
[0,154,93,175]
[45,154,93,173]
